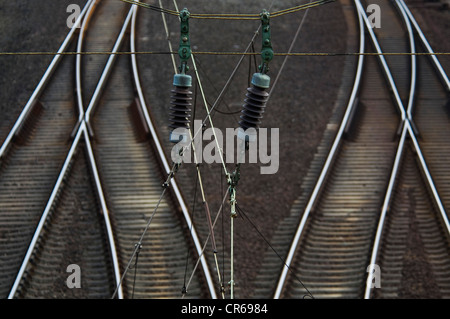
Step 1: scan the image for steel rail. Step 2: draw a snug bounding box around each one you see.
[8,123,84,298]
[396,0,450,234]
[405,120,450,235]
[75,0,98,125]
[82,124,124,299]
[354,0,406,121]
[7,2,132,298]
[130,2,218,299]
[74,0,124,299]
[362,0,450,299]
[400,0,417,122]
[0,0,94,160]
[273,3,366,299]
[364,0,416,299]
[84,5,135,130]
[355,1,446,219]
[356,0,448,227]
[398,0,450,92]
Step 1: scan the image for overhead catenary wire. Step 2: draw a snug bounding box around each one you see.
[182,189,231,296]
[268,0,312,102]
[3,0,447,300]
[120,0,179,16]
[1,50,448,57]
[117,0,336,20]
[182,165,199,296]
[160,0,226,298]
[105,0,220,299]
[236,203,314,299]
[111,163,179,299]
[170,0,281,298]
[193,58,241,121]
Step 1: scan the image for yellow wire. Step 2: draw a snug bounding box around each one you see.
[117,0,335,20]
[119,0,179,16]
[271,2,331,18]
[1,51,448,56]
[271,0,332,16]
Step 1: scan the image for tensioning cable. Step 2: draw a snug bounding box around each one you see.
[118,0,336,20]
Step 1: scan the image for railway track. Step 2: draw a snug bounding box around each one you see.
[367,0,450,299]
[271,0,450,299]
[1,0,216,299]
[0,1,94,298]
[1,0,449,300]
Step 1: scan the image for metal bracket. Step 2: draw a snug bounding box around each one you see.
[178,8,191,74]
[259,9,273,74]
[228,164,241,218]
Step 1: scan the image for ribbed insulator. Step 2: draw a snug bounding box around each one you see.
[239,84,269,130]
[169,85,192,133]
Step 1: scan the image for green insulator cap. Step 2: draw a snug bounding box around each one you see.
[173,73,192,87]
[251,73,271,89]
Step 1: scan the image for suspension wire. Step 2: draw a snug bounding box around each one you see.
[117,0,335,20]
[191,74,226,298]
[248,44,253,87]
[159,0,226,298]
[116,0,328,299]
[159,0,178,74]
[186,24,264,167]
[2,51,448,57]
[235,203,314,299]
[130,243,142,299]
[191,55,230,177]
[120,0,179,16]
[270,0,335,18]
[251,41,258,75]
[111,162,179,299]
[182,166,199,296]
[268,0,312,102]
[171,0,180,13]
[183,189,230,297]
[257,0,314,300]
[193,58,241,120]
[220,166,226,295]
[10,0,444,299]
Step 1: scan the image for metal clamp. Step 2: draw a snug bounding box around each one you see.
[259,9,273,75]
[178,8,191,75]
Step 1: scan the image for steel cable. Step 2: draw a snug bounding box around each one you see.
[118,0,335,20]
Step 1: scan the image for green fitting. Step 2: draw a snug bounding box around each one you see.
[173,73,192,87]
[251,72,271,89]
[178,8,191,73]
[259,9,273,74]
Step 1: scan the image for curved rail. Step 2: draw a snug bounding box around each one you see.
[71,0,99,136]
[84,3,135,131]
[6,3,136,299]
[130,2,218,299]
[7,122,84,299]
[355,0,407,121]
[362,0,450,299]
[0,0,94,160]
[398,0,450,92]
[273,1,366,299]
[356,0,449,230]
[74,0,124,299]
[363,0,416,299]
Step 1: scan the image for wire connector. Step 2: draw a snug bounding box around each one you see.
[178,8,191,74]
[259,9,273,75]
[227,165,241,218]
